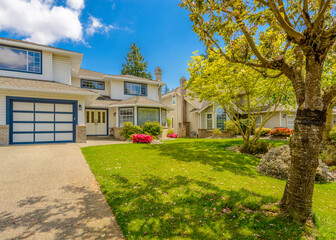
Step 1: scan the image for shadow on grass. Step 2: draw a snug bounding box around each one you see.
[149,140,260,177]
[104,173,305,240]
[0,186,122,240]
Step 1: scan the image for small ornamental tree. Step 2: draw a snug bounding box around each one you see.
[180,0,336,223]
[187,51,293,146]
[121,43,153,79]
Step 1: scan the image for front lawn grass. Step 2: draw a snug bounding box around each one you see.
[82,138,336,239]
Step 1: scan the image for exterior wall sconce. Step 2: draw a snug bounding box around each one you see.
[78,104,82,111]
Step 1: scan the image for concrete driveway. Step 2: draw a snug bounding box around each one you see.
[0,144,124,240]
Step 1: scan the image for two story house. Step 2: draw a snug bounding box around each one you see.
[0,37,170,145]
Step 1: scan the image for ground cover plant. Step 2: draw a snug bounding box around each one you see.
[82,139,336,239]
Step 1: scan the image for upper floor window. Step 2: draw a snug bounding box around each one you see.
[124,82,147,96]
[81,79,105,90]
[172,95,176,105]
[0,45,41,74]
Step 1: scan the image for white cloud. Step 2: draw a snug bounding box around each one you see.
[0,0,83,45]
[0,47,27,68]
[66,0,85,11]
[86,16,119,36]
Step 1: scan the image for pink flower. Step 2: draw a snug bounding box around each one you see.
[132,134,153,143]
[168,133,178,138]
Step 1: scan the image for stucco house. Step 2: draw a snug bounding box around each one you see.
[0,37,170,145]
[162,77,336,138]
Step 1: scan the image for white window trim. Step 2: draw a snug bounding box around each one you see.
[172,95,176,105]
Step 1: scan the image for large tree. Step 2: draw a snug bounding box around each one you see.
[180,0,336,223]
[121,43,153,79]
[187,50,293,146]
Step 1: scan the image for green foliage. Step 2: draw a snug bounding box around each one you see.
[211,128,222,138]
[121,43,152,79]
[120,122,141,140]
[82,138,336,239]
[167,118,172,128]
[142,121,163,137]
[167,129,175,136]
[328,127,336,143]
[224,121,239,134]
[255,127,272,136]
[241,141,273,155]
[320,144,336,166]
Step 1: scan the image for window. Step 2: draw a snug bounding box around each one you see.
[119,108,133,126]
[287,115,295,129]
[124,82,147,96]
[102,112,106,123]
[172,95,176,105]
[81,80,105,90]
[255,116,262,128]
[216,108,227,130]
[207,114,212,130]
[137,108,160,126]
[86,111,90,123]
[161,109,167,127]
[0,45,41,74]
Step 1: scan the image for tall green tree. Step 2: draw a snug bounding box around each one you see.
[180,0,336,223]
[121,43,152,79]
[187,50,293,146]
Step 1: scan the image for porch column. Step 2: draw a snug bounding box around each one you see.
[134,106,138,126]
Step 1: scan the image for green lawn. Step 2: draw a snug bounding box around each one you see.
[82,138,336,239]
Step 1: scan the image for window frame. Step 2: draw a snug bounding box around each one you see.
[119,107,134,127]
[161,109,167,127]
[216,107,227,130]
[137,107,160,126]
[0,44,42,74]
[172,95,176,105]
[206,113,213,130]
[124,81,148,96]
[81,79,105,90]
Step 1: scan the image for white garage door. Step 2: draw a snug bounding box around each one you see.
[9,98,76,144]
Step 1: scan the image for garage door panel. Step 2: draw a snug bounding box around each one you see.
[13,112,34,122]
[13,102,34,111]
[55,133,73,141]
[13,134,34,143]
[55,104,73,112]
[35,133,54,142]
[55,123,73,131]
[35,103,54,112]
[13,123,34,132]
[35,123,54,132]
[35,113,54,122]
[55,113,73,122]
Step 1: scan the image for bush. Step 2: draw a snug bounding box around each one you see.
[270,128,293,137]
[168,133,178,138]
[328,127,336,143]
[132,134,153,143]
[120,122,142,140]
[224,121,239,135]
[256,145,335,183]
[320,144,336,166]
[255,127,272,136]
[167,129,175,136]
[142,121,163,137]
[167,118,172,128]
[211,128,222,138]
[241,141,272,155]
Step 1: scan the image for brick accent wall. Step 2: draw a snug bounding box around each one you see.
[0,125,9,146]
[76,126,87,143]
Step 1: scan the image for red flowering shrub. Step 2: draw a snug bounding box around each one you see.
[168,133,178,138]
[132,134,153,143]
[270,128,293,137]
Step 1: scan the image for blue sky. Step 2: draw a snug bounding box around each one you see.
[0,0,205,90]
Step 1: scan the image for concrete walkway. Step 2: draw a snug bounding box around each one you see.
[79,137,129,148]
[0,144,124,240]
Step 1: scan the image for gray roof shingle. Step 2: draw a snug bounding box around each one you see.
[111,96,171,109]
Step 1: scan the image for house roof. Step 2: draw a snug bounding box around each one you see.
[0,76,98,96]
[89,96,121,107]
[162,86,203,110]
[111,96,173,110]
[78,69,105,79]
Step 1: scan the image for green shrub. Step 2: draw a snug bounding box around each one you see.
[329,127,336,143]
[120,122,142,140]
[238,118,249,134]
[211,128,222,138]
[241,141,272,155]
[255,127,272,136]
[320,144,336,166]
[142,121,163,137]
[224,121,239,134]
[167,129,175,136]
[167,118,172,128]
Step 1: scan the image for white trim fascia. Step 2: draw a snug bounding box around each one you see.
[162,91,181,98]
[104,75,166,86]
[0,86,99,96]
[111,103,174,110]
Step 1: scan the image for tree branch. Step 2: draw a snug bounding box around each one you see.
[302,0,312,28]
[251,67,283,78]
[314,0,331,30]
[323,82,336,105]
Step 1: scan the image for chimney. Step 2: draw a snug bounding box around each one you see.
[155,67,162,102]
[180,77,187,123]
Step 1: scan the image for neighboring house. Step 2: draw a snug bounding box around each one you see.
[162,77,336,138]
[0,37,170,145]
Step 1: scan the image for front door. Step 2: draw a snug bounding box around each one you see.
[86,109,107,136]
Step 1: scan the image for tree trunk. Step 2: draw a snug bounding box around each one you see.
[281,57,327,223]
[322,101,335,141]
